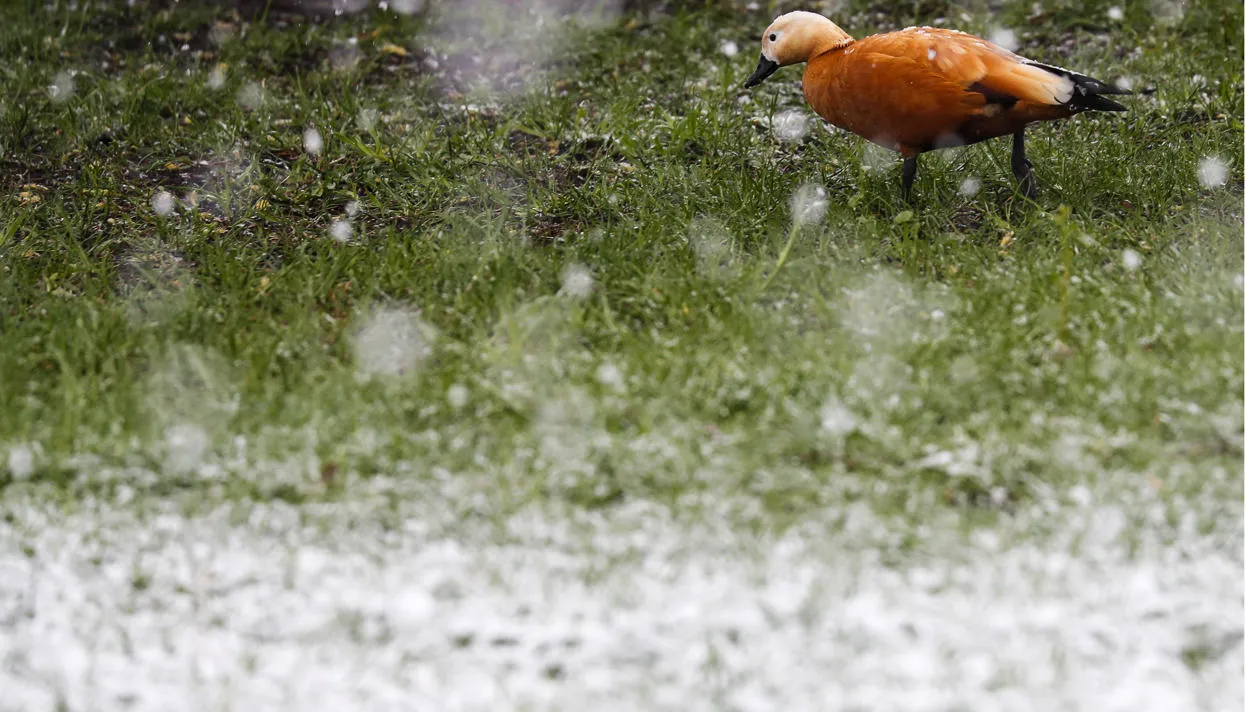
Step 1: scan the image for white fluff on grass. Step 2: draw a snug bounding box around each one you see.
[143,345,237,450]
[303,128,324,156]
[208,24,235,47]
[958,177,982,198]
[330,219,353,243]
[772,109,808,142]
[433,0,622,94]
[1150,0,1185,25]
[6,444,35,479]
[861,141,893,174]
[0,493,1238,711]
[789,184,827,227]
[329,43,362,72]
[595,361,625,392]
[819,398,858,437]
[988,27,1018,51]
[150,191,175,216]
[207,65,227,90]
[687,216,735,277]
[1121,249,1142,272]
[389,0,426,15]
[559,264,594,299]
[236,82,264,111]
[332,0,369,14]
[351,308,432,377]
[1197,156,1228,188]
[163,423,210,475]
[48,71,75,103]
[447,383,469,409]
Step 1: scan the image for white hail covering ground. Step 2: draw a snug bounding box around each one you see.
[1,484,1240,712]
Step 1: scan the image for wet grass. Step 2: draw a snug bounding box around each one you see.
[0,0,1240,526]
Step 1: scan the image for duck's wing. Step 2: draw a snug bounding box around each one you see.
[856,27,1126,111]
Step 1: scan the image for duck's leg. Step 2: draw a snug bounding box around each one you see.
[901,156,919,201]
[1011,129,1038,198]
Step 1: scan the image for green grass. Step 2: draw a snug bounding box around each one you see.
[0,0,1240,524]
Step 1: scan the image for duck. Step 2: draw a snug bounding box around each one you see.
[744,11,1130,199]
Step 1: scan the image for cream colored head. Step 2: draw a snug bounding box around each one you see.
[745,11,853,87]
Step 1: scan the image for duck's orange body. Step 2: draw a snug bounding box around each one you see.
[804,27,1090,155]
[746,13,1129,197]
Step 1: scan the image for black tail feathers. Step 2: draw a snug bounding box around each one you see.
[1073,93,1129,112]
[1024,61,1131,112]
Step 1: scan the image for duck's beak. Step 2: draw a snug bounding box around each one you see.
[744,56,779,88]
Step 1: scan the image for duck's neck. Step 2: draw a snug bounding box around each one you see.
[809,21,853,58]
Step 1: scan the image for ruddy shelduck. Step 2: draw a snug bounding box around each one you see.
[745,11,1130,199]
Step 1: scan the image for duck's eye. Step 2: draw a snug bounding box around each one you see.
[768,33,778,42]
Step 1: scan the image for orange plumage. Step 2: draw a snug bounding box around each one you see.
[745,12,1130,198]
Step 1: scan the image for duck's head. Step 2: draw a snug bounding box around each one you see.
[744,11,853,88]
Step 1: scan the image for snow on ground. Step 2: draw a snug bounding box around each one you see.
[1,474,1240,712]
